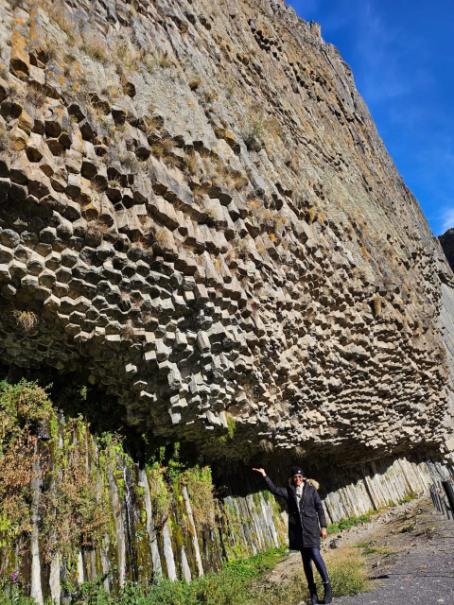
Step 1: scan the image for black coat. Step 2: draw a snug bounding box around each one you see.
[264,476,327,549]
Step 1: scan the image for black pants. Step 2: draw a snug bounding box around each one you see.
[300,547,329,587]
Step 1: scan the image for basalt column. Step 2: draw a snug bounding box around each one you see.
[0,0,453,471]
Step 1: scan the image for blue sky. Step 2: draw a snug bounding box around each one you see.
[287,0,454,235]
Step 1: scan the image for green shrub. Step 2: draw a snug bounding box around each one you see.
[0,548,286,605]
[0,590,35,605]
[0,543,369,605]
[327,511,374,534]
[0,379,53,433]
[398,491,417,504]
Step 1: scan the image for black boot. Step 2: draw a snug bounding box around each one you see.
[308,584,318,605]
[322,581,333,604]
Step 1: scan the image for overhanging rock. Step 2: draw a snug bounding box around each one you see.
[0,0,453,464]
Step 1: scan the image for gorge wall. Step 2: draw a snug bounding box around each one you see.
[0,382,450,603]
[1,0,454,597]
[1,0,454,465]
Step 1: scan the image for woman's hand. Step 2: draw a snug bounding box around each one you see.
[320,528,328,539]
[252,467,267,477]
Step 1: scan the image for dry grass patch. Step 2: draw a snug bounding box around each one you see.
[230,171,249,190]
[251,571,309,605]
[48,1,74,39]
[255,545,370,604]
[185,149,198,174]
[144,51,174,71]
[324,546,370,597]
[12,310,38,332]
[25,82,46,108]
[188,76,202,91]
[0,121,8,152]
[158,51,173,68]
[115,41,144,71]
[203,88,219,103]
[149,138,174,160]
[81,30,108,64]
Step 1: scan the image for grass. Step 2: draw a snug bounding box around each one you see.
[153,227,174,248]
[247,548,369,604]
[0,544,370,604]
[371,295,382,317]
[355,541,394,557]
[0,590,34,605]
[158,52,173,68]
[325,547,370,596]
[328,492,419,536]
[25,82,46,108]
[0,549,287,605]
[398,492,418,504]
[327,510,375,534]
[144,51,174,72]
[250,574,311,605]
[115,41,144,72]
[185,150,198,174]
[48,1,74,39]
[81,31,108,64]
[149,139,174,159]
[242,117,265,151]
[188,76,202,91]
[203,88,218,104]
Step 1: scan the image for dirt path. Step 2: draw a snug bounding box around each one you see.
[334,498,454,605]
[265,498,454,605]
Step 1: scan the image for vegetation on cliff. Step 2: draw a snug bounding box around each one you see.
[0,380,111,567]
[0,379,288,601]
[0,543,371,605]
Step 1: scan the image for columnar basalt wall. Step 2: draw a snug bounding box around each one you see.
[0,395,287,603]
[1,0,454,464]
[0,389,450,604]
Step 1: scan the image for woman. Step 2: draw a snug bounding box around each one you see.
[252,466,332,604]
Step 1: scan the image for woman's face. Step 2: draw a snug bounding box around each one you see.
[293,473,304,486]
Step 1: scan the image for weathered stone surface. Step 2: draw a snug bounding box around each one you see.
[439,229,454,272]
[0,0,453,466]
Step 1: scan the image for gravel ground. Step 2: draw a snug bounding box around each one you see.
[330,499,454,605]
[265,498,454,605]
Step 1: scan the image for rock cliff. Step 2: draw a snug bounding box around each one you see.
[1,0,454,465]
[439,229,454,272]
[1,381,449,600]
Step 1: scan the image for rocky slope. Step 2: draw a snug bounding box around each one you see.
[0,0,454,466]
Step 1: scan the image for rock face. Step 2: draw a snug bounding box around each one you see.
[0,0,454,465]
[0,384,449,600]
[439,229,454,272]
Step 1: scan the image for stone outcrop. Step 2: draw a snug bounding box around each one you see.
[0,0,454,465]
[439,229,454,272]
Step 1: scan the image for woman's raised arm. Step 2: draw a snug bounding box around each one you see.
[252,468,287,498]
